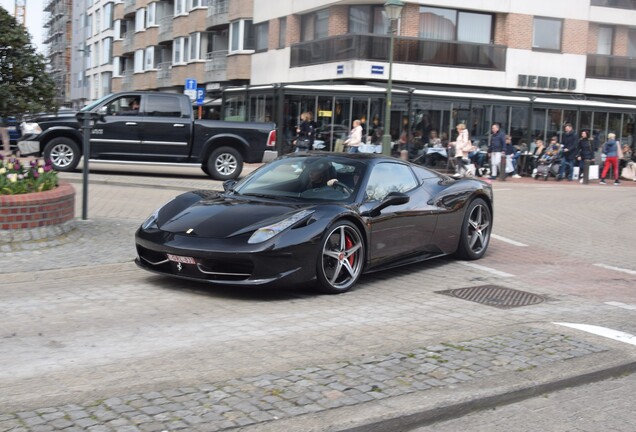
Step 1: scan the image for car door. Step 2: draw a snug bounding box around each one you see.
[139,94,192,161]
[360,161,439,267]
[90,95,142,158]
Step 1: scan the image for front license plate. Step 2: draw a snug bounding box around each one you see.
[8,126,16,131]
[167,254,196,264]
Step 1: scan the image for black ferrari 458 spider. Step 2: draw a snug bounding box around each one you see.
[135,152,493,293]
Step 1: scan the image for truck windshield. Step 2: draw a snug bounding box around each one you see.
[80,94,113,112]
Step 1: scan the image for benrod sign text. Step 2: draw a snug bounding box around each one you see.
[518,75,577,91]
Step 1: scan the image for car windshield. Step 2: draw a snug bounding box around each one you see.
[233,156,365,202]
[80,94,113,112]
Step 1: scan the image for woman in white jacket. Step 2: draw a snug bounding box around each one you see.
[345,120,363,153]
[451,123,473,176]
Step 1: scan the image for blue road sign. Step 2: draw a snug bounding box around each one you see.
[196,88,205,106]
[185,78,197,90]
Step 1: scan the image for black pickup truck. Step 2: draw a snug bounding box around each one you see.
[18,92,276,180]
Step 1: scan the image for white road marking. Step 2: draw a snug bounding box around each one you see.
[553,322,636,347]
[491,234,528,247]
[594,263,636,276]
[493,188,513,191]
[460,262,514,278]
[604,302,636,311]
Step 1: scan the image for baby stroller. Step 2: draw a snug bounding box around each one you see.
[533,145,561,181]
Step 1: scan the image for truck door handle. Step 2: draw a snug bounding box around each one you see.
[173,123,185,128]
[125,122,138,126]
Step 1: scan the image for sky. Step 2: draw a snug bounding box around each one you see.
[0,0,46,54]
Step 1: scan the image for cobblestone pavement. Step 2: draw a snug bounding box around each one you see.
[1,171,635,431]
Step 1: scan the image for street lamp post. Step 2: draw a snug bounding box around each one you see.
[382,0,404,156]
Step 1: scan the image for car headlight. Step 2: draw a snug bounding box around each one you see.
[20,122,42,135]
[141,208,160,230]
[248,209,314,244]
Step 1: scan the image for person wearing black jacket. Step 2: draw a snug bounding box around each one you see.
[558,123,577,180]
[488,123,506,179]
[575,130,594,183]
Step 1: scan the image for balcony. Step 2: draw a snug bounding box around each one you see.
[587,54,636,81]
[124,0,136,17]
[207,0,229,28]
[290,35,506,71]
[120,70,134,91]
[157,62,173,87]
[122,32,134,54]
[158,16,174,43]
[205,50,228,82]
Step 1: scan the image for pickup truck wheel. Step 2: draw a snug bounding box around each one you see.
[207,147,243,180]
[43,138,81,172]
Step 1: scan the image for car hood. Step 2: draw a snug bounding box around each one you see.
[158,193,304,238]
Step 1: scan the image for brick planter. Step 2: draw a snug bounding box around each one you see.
[0,182,76,230]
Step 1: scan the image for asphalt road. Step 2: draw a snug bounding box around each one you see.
[1,166,635,431]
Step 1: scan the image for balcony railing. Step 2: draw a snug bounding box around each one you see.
[157,62,172,87]
[158,17,174,43]
[124,0,136,16]
[591,0,636,9]
[290,34,506,71]
[207,0,229,27]
[205,50,228,82]
[587,54,636,81]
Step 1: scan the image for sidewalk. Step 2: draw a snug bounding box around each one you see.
[2,168,636,431]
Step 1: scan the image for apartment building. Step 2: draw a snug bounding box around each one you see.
[44,0,73,107]
[65,0,635,148]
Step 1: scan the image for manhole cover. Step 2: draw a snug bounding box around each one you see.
[437,285,545,308]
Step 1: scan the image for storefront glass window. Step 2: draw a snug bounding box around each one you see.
[510,106,529,145]
[592,111,608,150]
[547,108,563,141]
[608,112,622,139]
[622,113,634,148]
[223,93,246,121]
[532,108,547,142]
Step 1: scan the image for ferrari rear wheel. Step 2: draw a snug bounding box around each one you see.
[316,221,364,294]
[455,198,491,260]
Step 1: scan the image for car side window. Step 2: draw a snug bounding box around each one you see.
[146,95,184,117]
[365,162,418,201]
[105,96,139,115]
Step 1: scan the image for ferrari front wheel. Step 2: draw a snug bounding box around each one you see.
[455,198,491,260]
[316,221,365,294]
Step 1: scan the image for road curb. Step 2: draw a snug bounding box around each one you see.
[243,350,636,432]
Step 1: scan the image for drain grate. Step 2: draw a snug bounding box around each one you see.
[437,285,545,309]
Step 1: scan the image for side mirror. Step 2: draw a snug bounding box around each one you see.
[361,192,409,217]
[223,179,237,192]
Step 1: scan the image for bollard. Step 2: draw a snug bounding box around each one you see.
[400,149,409,161]
[583,159,590,185]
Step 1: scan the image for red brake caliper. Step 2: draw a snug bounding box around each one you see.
[345,235,354,266]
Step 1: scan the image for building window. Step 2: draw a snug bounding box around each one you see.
[230,20,254,52]
[95,10,101,36]
[189,32,203,61]
[174,0,186,16]
[278,17,286,48]
[188,0,204,9]
[349,6,387,34]
[135,8,146,32]
[134,49,144,72]
[93,41,100,67]
[628,29,636,56]
[591,0,636,9]
[145,46,157,70]
[86,13,92,38]
[101,72,112,96]
[173,37,188,64]
[113,57,121,76]
[532,17,562,51]
[597,26,613,55]
[102,37,113,65]
[301,9,329,42]
[114,20,122,39]
[419,7,492,43]
[255,22,269,52]
[103,3,113,30]
[146,3,157,27]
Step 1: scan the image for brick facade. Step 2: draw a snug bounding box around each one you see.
[562,19,588,55]
[613,27,629,56]
[329,5,348,36]
[0,183,75,231]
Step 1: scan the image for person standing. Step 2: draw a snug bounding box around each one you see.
[488,123,505,180]
[599,133,621,185]
[451,123,472,177]
[345,119,362,153]
[558,123,577,181]
[575,130,594,183]
[0,115,10,156]
[295,112,315,152]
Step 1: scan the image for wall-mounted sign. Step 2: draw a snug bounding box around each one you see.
[337,65,344,75]
[518,75,576,91]
[371,65,384,75]
[318,110,333,117]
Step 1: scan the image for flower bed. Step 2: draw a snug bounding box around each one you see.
[0,156,75,237]
[0,182,75,230]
